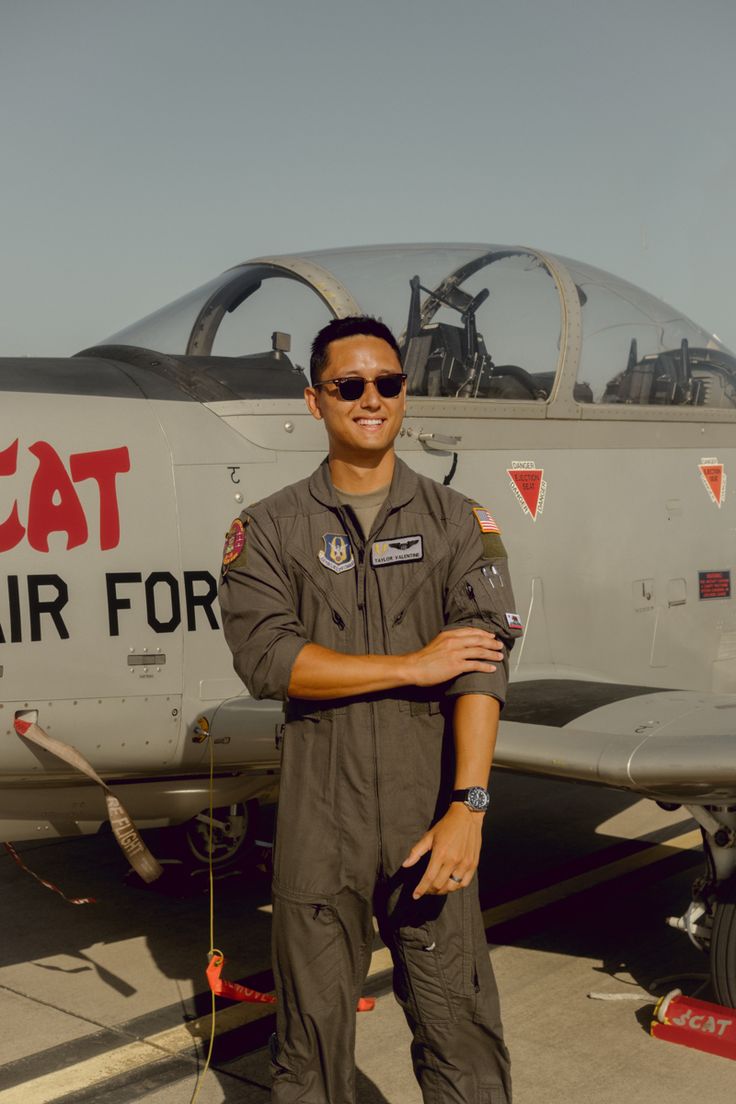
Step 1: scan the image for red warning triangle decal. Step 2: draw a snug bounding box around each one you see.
[507,468,544,520]
[699,461,725,507]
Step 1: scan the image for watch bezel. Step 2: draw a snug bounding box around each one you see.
[465,786,490,812]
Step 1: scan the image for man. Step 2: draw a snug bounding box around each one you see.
[219,316,522,1104]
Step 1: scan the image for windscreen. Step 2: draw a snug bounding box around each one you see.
[567,258,736,408]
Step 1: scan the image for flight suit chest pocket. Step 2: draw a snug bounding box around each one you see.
[384,550,447,646]
[396,924,457,1025]
[287,551,353,642]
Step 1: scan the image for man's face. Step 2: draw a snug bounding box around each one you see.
[305,335,406,460]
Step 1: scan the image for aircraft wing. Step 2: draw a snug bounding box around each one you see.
[497,679,736,804]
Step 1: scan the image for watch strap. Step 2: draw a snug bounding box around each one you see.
[451,786,490,811]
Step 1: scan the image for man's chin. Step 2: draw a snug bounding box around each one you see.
[330,440,397,465]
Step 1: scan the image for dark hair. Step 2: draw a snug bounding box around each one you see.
[309,316,402,383]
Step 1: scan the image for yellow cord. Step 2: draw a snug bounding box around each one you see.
[189,733,218,1104]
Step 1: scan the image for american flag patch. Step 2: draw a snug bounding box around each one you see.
[472,507,500,534]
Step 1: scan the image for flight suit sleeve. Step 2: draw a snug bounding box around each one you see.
[218,508,308,701]
[442,501,523,705]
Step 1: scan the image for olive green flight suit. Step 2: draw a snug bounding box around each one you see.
[219,457,522,1104]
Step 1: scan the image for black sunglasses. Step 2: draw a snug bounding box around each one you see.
[313,373,407,401]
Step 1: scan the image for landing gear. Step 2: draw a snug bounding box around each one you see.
[174,799,259,872]
[711,875,736,1006]
[666,805,736,1008]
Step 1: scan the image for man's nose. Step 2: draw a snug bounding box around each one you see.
[359,381,382,408]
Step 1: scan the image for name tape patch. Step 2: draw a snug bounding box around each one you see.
[371,535,423,567]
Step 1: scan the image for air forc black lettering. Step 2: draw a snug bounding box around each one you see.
[0,574,70,643]
[106,572,143,636]
[0,575,22,643]
[105,570,220,635]
[144,572,181,633]
[183,570,219,630]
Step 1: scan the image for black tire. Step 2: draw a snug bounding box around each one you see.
[173,799,258,872]
[711,874,736,1007]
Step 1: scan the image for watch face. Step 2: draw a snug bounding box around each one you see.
[467,786,490,811]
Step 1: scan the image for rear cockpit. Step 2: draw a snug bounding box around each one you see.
[81,244,736,416]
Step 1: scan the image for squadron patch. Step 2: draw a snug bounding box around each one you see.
[371,535,423,567]
[319,533,355,574]
[222,518,247,574]
[472,507,500,534]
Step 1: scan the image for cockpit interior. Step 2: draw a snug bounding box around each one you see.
[83,244,736,412]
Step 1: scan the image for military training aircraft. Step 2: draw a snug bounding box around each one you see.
[2,243,735,1005]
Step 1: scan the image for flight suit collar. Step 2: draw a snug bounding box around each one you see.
[308,455,419,513]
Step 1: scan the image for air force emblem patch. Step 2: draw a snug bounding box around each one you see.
[319,533,355,574]
[371,535,423,567]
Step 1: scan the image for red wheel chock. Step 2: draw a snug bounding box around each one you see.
[651,989,736,1060]
[206,952,375,1012]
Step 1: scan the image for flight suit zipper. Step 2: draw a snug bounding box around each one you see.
[354,507,392,879]
[356,542,383,874]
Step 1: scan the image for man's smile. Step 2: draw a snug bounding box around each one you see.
[354,417,386,428]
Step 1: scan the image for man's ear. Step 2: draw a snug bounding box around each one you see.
[304,386,323,421]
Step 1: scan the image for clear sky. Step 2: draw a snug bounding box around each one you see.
[2,0,735,357]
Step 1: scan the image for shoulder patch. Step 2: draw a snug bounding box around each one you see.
[472,506,501,534]
[480,532,506,560]
[222,517,248,574]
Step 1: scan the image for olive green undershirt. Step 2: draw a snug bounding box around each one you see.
[334,483,390,539]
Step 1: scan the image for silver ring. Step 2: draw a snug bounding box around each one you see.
[449,873,462,884]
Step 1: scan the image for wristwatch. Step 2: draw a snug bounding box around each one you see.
[451,786,490,813]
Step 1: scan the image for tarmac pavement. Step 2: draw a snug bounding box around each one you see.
[1,772,734,1104]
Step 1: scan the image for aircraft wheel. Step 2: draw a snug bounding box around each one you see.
[175,799,258,872]
[710,874,736,1008]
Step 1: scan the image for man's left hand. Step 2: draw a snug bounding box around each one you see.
[402,804,484,899]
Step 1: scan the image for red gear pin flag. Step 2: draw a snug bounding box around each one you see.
[699,457,726,508]
[507,461,546,521]
[206,952,375,1012]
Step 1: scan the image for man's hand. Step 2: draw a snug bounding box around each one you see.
[404,628,503,688]
[402,804,484,899]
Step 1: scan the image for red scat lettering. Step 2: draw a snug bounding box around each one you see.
[69,447,130,550]
[27,441,88,552]
[0,441,131,554]
[0,439,25,552]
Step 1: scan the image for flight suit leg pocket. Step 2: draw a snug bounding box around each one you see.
[271,888,344,1086]
[273,709,341,889]
[468,889,504,1029]
[395,923,457,1026]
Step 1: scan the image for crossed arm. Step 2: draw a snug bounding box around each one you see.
[288,628,502,898]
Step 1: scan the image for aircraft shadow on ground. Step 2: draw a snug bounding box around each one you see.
[482,772,710,1006]
[0,773,710,1099]
[0,814,394,1102]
